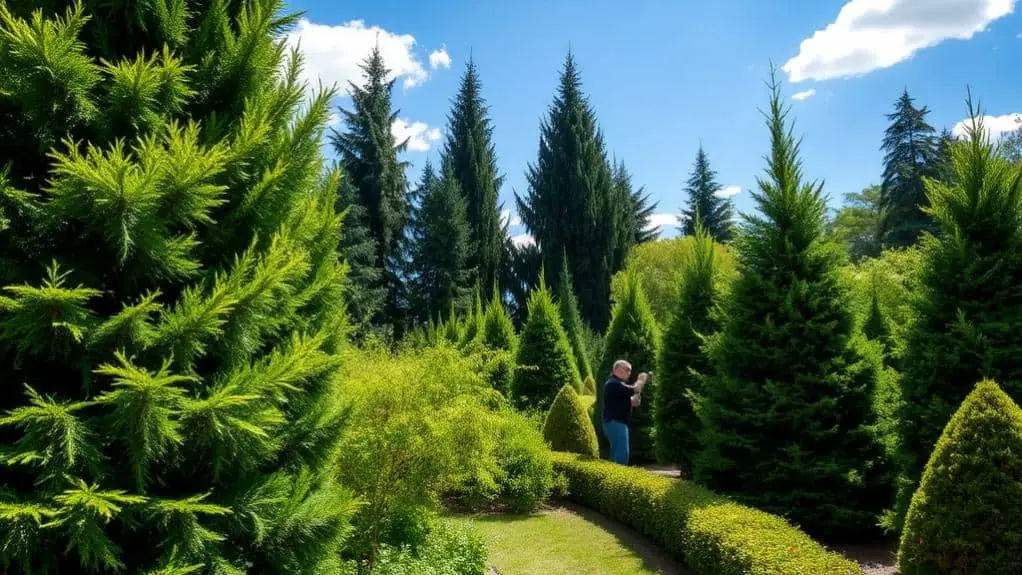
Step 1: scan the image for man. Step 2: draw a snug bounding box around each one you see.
[601,359,649,465]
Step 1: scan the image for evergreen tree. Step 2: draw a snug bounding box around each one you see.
[543,384,600,458]
[597,272,660,464]
[332,46,410,332]
[442,58,505,293]
[516,52,631,331]
[654,223,723,471]
[862,280,891,358]
[694,72,889,537]
[829,184,884,262]
[556,254,592,382]
[879,90,938,247]
[897,107,1022,521]
[614,159,659,245]
[932,128,956,185]
[0,2,355,572]
[337,175,386,333]
[681,146,733,242]
[512,272,580,410]
[460,287,484,347]
[482,287,517,393]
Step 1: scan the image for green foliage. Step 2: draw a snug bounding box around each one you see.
[459,288,485,348]
[897,380,1022,574]
[543,385,599,457]
[880,90,939,247]
[897,106,1022,525]
[495,410,555,513]
[695,72,890,537]
[654,224,723,471]
[338,176,386,333]
[614,159,658,245]
[597,271,660,463]
[481,289,517,392]
[556,255,592,381]
[830,184,883,262]
[369,518,487,575]
[582,376,596,396]
[512,274,581,410]
[681,146,733,242]
[552,453,863,575]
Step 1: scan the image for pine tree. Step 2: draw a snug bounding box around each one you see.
[597,272,661,464]
[516,52,630,331]
[694,72,889,537]
[442,58,505,294]
[0,2,355,572]
[332,45,410,332]
[614,159,659,245]
[556,255,592,382]
[681,146,733,242]
[879,90,938,247]
[897,106,1022,521]
[337,175,386,333]
[512,272,580,410]
[654,222,723,471]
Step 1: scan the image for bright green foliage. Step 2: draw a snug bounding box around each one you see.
[441,304,463,344]
[0,2,356,572]
[553,453,863,575]
[371,518,488,575]
[880,90,939,247]
[516,52,633,331]
[898,380,1022,574]
[681,146,733,242]
[512,273,581,410]
[543,385,599,457]
[481,288,517,393]
[460,288,485,348]
[695,73,890,537]
[614,159,658,245]
[338,176,386,333]
[654,223,723,471]
[582,376,596,396]
[597,272,660,463]
[830,184,884,262]
[556,255,592,381]
[862,280,891,356]
[897,108,1022,522]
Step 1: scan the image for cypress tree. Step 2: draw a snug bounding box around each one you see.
[337,175,386,333]
[879,90,938,247]
[654,222,723,471]
[556,255,592,382]
[512,272,580,410]
[695,72,889,537]
[897,107,1022,520]
[0,2,354,572]
[332,45,410,332]
[681,146,733,242]
[442,58,505,294]
[597,272,661,464]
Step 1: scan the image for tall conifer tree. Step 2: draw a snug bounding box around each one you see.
[337,175,386,332]
[556,255,592,382]
[879,90,938,247]
[681,146,733,242]
[614,159,659,245]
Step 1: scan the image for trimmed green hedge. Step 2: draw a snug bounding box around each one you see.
[552,452,861,575]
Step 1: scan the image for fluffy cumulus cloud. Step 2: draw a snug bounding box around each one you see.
[715,185,742,199]
[952,113,1022,139]
[511,233,535,248]
[391,118,442,152]
[792,88,817,101]
[500,209,523,228]
[783,0,1017,82]
[429,47,452,70]
[644,213,681,232]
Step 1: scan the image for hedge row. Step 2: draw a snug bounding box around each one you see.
[552,452,861,575]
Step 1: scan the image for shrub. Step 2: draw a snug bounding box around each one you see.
[512,272,581,410]
[582,375,597,396]
[363,518,487,575]
[481,289,517,393]
[496,409,555,512]
[543,384,600,457]
[897,380,1022,574]
[553,453,862,575]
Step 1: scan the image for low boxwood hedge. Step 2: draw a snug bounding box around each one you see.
[552,452,861,575]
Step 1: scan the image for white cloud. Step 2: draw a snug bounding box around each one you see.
[499,209,523,228]
[429,47,452,70]
[644,213,681,233]
[391,118,442,152]
[286,18,445,93]
[952,112,1022,139]
[715,185,742,199]
[783,0,1016,82]
[792,88,817,101]
[511,233,535,248]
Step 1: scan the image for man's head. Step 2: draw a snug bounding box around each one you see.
[612,359,632,380]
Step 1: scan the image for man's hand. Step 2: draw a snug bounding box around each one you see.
[631,394,642,407]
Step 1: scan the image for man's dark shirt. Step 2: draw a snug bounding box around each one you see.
[602,375,632,425]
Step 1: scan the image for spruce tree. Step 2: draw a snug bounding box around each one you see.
[879,90,938,247]
[337,175,386,333]
[597,272,660,464]
[556,255,592,382]
[654,223,723,471]
[694,72,889,537]
[516,52,630,331]
[332,45,410,332]
[681,146,733,242]
[614,159,659,245]
[512,272,580,410]
[442,58,505,293]
[897,107,1022,519]
[0,2,354,572]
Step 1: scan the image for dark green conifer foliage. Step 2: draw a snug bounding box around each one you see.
[897,380,1022,575]
[442,58,505,294]
[654,222,722,471]
[332,45,410,332]
[897,106,1022,519]
[932,128,956,186]
[0,2,355,572]
[512,272,580,410]
[556,255,592,382]
[597,272,660,464]
[694,72,889,537]
[614,159,659,245]
[543,384,599,458]
[337,175,386,333]
[880,90,938,247]
[681,146,733,242]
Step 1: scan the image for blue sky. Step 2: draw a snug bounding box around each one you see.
[283,0,1022,242]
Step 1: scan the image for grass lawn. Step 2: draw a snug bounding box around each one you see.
[451,504,686,575]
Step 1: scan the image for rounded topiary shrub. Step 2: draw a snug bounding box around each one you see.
[897,379,1022,575]
[543,384,599,457]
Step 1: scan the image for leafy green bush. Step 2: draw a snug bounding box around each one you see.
[361,519,487,575]
[512,273,581,410]
[897,380,1022,574]
[496,410,555,512]
[543,385,599,457]
[553,453,862,575]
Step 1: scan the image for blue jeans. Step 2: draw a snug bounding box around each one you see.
[603,419,630,465]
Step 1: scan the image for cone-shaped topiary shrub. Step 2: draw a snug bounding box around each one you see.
[512,272,580,410]
[557,254,593,382]
[897,380,1022,574]
[582,375,597,396]
[0,2,356,572]
[482,287,517,393]
[597,271,660,463]
[543,384,599,457]
[460,287,484,348]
